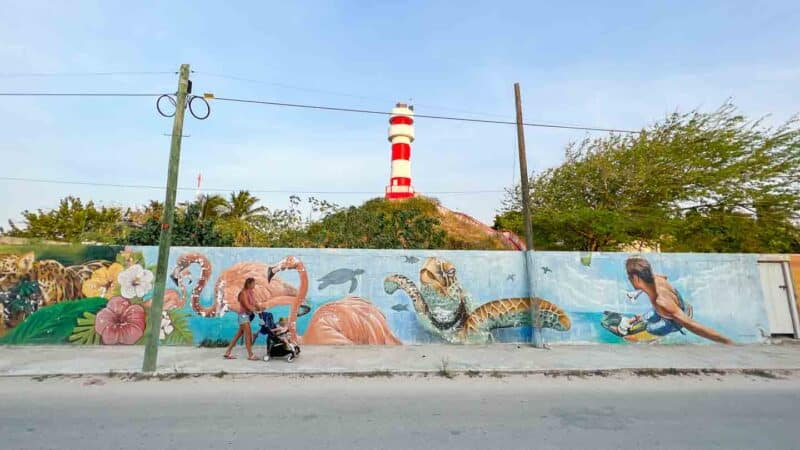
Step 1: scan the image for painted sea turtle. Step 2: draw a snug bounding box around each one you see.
[384,257,571,343]
[317,268,365,293]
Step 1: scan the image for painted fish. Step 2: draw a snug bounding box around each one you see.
[541,266,552,274]
[402,256,420,263]
[391,303,409,311]
[506,274,515,282]
[317,268,365,293]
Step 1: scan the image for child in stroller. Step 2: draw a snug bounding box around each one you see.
[251,311,300,362]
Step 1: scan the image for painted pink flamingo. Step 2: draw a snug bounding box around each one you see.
[143,270,186,312]
[264,256,402,345]
[169,252,298,317]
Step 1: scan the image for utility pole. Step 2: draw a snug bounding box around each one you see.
[143,64,191,372]
[514,82,543,349]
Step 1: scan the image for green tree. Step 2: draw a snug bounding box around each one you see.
[214,190,274,246]
[192,194,229,220]
[221,190,268,221]
[302,197,446,249]
[5,196,123,243]
[125,203,232,247]
[496,103,800,252]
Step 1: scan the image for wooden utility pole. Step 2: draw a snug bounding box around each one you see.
[514,82,543,348]
[143,64,191,372]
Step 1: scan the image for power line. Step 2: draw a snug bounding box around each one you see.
[0,90,639,133]
[213,96,641,133]
[0,71,175,78]
[0,92,163,97]
[0,176,505,195]
[194,71,376,101]
[193,70,514,120]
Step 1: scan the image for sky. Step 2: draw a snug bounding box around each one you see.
[1,1,799,228]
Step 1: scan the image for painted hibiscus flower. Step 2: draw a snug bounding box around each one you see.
[118,264,155,299]
[81,263,123,298]
[95,296,146,345]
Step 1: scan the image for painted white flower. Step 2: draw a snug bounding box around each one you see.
[159,310,174,340]
[117,264,155,299]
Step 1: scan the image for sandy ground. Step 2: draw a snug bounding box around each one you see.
[1,372,798,450]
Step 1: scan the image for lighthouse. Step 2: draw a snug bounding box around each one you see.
[385,102,416,200]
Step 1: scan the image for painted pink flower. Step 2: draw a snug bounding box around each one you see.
[95,296,146,345]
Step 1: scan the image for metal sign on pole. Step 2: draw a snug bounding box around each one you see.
[142,64,191,373]
[514,82,544,349]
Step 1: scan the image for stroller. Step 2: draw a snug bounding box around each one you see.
[251,311,300,363]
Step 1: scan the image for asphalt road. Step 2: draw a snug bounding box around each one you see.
[1,373,798,450]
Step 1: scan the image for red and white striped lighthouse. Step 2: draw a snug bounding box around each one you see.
[385,102,415,200]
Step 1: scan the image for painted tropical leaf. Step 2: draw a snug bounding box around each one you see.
[0,297,108,344]
[116,250,145,268]
[134,314,151,345]
[68,312,102,345]
[16,280,40,298]
[164,309,193,345]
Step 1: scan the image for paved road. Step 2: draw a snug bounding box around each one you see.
[1,374,798,450]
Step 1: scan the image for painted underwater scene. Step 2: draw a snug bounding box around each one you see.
[1,245,769,346]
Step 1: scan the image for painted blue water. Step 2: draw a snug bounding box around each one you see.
[134,247,769,345]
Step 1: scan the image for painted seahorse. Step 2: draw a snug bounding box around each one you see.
[384,257,570,343]
[169,252,299,317]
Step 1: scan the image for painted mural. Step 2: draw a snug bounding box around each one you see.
[0,245,771,346]
[384,257,570,343]
[0,246,192,346]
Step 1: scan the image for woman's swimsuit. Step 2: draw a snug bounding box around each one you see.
[238,290,255,325]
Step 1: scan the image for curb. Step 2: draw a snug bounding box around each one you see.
[8,366,800,381]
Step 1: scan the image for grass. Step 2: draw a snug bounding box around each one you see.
[437,357,454,379]
[362,370,394,378]
[741,369,781,379]
[198,338,230,348]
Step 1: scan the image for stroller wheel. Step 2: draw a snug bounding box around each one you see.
[287,353,295,363]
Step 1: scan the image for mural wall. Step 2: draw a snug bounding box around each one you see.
[0,245,770,346]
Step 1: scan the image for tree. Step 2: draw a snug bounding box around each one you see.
[123,200,163,227]
[221,190,268,221]
[302,197,446,249]
[181,194,229,221]
[125,202,232,247]
[5,196,124,243]
[214,191,274,246]
[496,103,800,252]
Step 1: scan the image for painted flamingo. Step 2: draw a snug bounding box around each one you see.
[142,268,186,312]
[264,256,402,345]
[169,252,298,317]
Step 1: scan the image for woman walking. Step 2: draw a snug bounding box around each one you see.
[223,277,258,360]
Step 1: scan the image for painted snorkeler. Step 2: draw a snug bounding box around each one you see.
[612,256,733,344]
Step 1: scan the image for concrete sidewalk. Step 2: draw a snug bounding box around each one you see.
[2,341,799,377]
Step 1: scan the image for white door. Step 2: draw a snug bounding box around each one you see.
[758,262,795,335]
